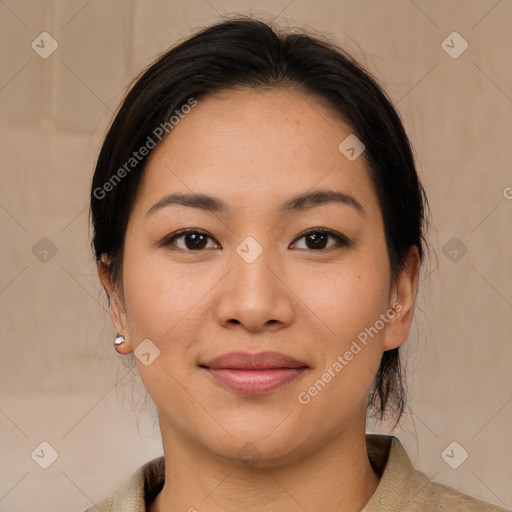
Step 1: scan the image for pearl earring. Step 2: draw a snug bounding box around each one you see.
[114,334,126,347]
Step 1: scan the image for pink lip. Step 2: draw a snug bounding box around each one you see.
[201,351,308,394]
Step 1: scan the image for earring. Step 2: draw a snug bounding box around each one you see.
[114,334,126,347]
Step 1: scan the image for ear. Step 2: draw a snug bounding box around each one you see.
[98,254,133,355]
[383,246,420,351]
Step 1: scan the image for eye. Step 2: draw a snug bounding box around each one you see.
[162,229,220,251]
[162,228,349,252]
[290,228,350,250]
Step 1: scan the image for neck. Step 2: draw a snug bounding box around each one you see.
[150,417,379,512]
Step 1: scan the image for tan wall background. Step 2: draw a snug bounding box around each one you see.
[1,1,511,510]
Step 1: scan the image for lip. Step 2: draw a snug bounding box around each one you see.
[200,351,308,394]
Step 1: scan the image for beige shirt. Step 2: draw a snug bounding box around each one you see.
[82,434,506,511]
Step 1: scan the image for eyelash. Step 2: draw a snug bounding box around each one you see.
[162,228,350,252]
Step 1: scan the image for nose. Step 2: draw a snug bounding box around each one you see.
[214,244,295,333]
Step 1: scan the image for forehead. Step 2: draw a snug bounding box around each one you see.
[134,88,380,219]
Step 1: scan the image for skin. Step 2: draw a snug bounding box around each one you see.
[99,88,419,512]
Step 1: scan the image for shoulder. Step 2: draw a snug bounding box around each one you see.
[81,497,114,512]
[428,480,507,511]
[402,463,506,511]
[78,455,165,512]
[364,435,507,512]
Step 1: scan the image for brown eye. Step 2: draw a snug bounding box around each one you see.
[291,229,350,251]
[305,232,329,249]
[164,229,220,251]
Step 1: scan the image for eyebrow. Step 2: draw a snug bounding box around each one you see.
[147,189,365,216]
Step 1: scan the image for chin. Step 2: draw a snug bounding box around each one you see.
[190,411,320,469]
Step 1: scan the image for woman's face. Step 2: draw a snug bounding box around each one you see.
[106,88,417,465]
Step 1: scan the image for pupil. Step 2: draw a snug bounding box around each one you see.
[186,233,206,250]
[308,232,327,249]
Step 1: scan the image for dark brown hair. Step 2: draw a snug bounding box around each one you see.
[91,17,429,423]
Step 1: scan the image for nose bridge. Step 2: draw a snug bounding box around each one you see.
[235,234,268,269]
[232,234,278,301]
[214,235,294,331]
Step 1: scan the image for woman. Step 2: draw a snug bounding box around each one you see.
[85,17,505,512]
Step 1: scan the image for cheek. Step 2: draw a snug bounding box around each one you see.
[120,248,214,412]
[291,246,390,398]
[293,249,390,342]
[121,246,220,349]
